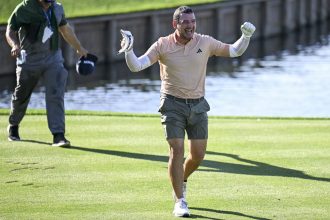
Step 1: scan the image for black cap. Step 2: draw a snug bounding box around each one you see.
[76,53,98,76]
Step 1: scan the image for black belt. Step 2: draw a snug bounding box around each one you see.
[163,94,204,104]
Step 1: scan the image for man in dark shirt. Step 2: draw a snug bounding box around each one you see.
[6,0,88,147]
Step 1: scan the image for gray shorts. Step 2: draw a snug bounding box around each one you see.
[158,94,210,140]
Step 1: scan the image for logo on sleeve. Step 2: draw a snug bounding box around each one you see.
[197,48,203,53]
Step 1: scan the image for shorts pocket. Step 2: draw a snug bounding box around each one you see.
[158,98,174,113]
[191,99,210,114]
[158,98,166,113]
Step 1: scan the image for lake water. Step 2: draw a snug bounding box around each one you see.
[0,22,330,117]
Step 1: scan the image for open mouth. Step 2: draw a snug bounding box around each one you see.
[185,29,193,34]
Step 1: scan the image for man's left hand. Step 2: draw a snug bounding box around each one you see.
[77,47,88,57]
[241,22,256,38]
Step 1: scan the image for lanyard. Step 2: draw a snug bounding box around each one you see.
[43,9,52,28]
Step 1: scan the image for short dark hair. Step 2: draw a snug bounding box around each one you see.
[173,6,194,21]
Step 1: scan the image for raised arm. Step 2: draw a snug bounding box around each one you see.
[118,30,153,72]
[228,22,256,57]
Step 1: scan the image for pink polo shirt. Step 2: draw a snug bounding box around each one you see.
[145,32,228,99]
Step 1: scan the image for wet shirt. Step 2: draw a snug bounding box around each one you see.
[146,33,227,99]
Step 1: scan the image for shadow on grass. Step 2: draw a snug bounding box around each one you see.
[69,146,330,182]
[200,151,330,182]
[20,139,51,145]
[189,207,272,220]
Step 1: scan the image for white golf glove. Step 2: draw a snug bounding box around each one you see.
[118,29,134,54]
[241,22,256,38]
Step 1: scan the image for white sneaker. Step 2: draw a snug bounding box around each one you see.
[173,198,190,217]
[172,182,187,201]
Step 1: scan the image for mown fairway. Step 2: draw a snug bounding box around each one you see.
[1,111,329,219]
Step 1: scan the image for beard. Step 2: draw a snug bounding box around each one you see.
[180,28,195,41]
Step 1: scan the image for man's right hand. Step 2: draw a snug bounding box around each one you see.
[10,45,20,58]
[118,29,134,54]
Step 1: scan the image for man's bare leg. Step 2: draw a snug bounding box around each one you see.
[168,138,185,200]
[184,139,207,180]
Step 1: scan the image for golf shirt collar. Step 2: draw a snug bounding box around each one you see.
[173,32,195,46]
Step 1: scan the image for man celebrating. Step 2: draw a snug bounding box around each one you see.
[6,0,89,147]
[119,6,255,217]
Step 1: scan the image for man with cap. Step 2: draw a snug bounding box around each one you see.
[6,0,88,147]
[119,5,255,217]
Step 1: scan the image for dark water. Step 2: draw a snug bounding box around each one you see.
[1,22,330,117]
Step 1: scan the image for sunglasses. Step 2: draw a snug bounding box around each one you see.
[44,0,55,3]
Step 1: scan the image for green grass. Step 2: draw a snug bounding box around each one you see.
[1,110,330,219]
[0,0,222,24]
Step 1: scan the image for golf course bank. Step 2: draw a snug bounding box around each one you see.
[0,0,329,75]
